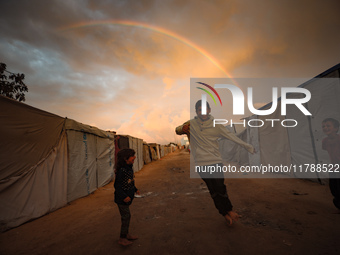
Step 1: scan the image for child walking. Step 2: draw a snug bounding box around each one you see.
[114,148,140,246]
[322,118,340,211]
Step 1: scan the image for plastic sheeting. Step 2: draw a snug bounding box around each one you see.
[0,131,68,232]
[149,143,160,161]
[143,143,152,164]
[116,135,144,172]
[66,119,115,203]
[128,136,144,172]
[247,116,261,167]
[96,136,115,187]
[0,95,170,231]
[0,96,67,232]
[66,130,98,202]
[258,104,292,169]
[0,97,116,231]
[287,77,340,181]
[0,96,65,180]
[241,64,340,181]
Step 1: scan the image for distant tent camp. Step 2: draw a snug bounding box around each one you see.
[143,142,152,164]
[148,143,161,161]
[142,142,175,165]
[0,96,116,231]
[223,63,340,182]
[0,94,174,231]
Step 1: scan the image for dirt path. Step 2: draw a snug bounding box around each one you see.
[1,150,340,255]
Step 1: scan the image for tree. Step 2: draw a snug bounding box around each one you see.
[0,62,28,102]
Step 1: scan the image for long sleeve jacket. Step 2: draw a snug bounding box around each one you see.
[114,163,138,205]
[176,116,254,165]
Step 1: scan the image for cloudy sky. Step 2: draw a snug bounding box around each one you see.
[1,0,339,144]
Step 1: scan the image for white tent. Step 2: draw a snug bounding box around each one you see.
[128,135,144,172]
[65,119,115,202]
[224,63,340,182]
[143,142,152,164]
[0,96,115,231]
[148,143,161,161]
[0,95,173,231]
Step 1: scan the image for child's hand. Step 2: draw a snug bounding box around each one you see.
[123,196,131,203]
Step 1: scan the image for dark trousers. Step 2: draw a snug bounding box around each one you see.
[117,204,131,238]
[329,178,340,209]
[201,177,233,216]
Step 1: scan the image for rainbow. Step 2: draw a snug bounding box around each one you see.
[59,20,232,78]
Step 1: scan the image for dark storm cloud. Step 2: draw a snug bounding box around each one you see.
[1,0,339,143]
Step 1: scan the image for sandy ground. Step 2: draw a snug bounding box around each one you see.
[1,149,340,255]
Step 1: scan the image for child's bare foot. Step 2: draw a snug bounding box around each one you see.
[225,214,233,225]
[118,238,133,246]
[224,211,240,225]
[127,234,138,240]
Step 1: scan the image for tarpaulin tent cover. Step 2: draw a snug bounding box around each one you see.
[0,96,116,231]
[143,143,152,164]
[0,96,67,231]
[244,63,340,181]
[149,143,160,161]
[65,119,115,202]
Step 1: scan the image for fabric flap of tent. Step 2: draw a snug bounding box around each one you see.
[143,144,152,164]
[117,135,144,172]
[0,96,65,180]
[96,136,115,187]
[0,131,68,232]
[67,130,98,202]
[258,104,292,168]
[128,136,144,172]
[287,77,340,180]
[66,126,115,203]
[65,118,115,140]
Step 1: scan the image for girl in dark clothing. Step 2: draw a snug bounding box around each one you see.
[114,148,140,246]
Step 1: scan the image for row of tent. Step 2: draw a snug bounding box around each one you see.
[1,63,338,231]
[0,96,177,232]
[220,63,340,182]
